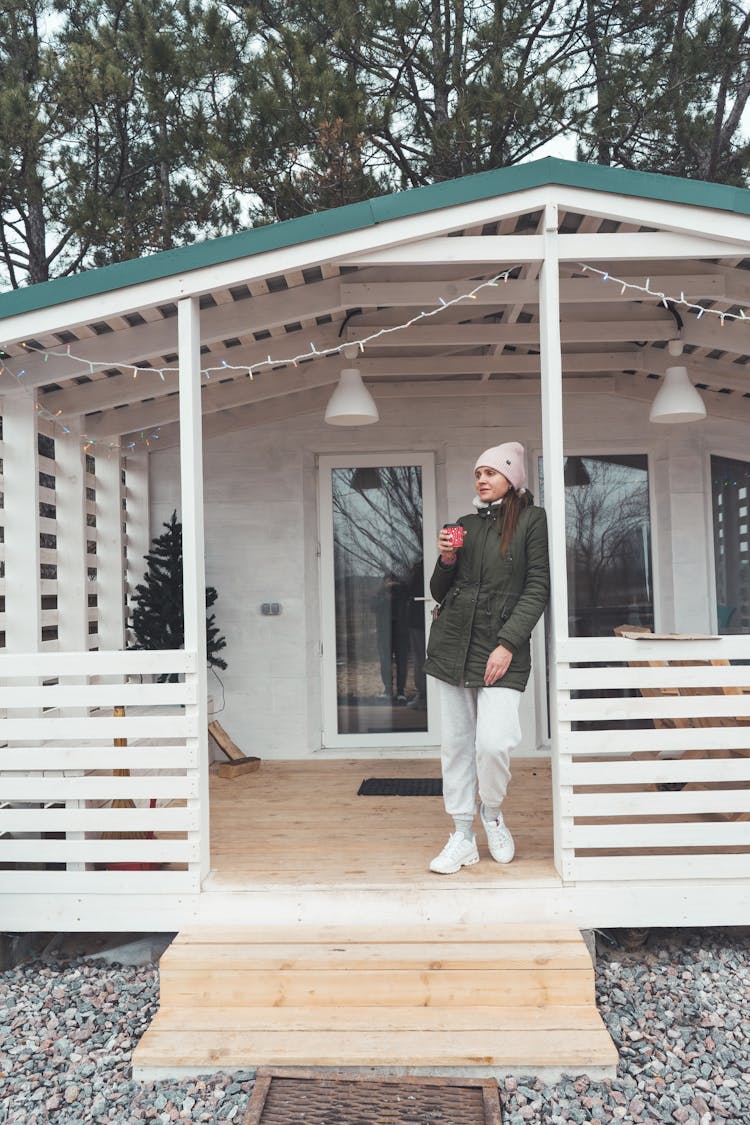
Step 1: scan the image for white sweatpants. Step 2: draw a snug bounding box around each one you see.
[439,681,522,819]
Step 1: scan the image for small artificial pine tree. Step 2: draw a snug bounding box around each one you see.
[130,511,227,678]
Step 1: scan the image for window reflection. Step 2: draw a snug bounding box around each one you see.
[332,466,427,734]
[541,454,654,637]
[711,454,750,635]
[565,455,653,637]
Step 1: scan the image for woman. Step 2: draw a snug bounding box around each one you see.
[423,442,550,874]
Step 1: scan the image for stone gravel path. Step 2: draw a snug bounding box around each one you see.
[1,927,747,1123]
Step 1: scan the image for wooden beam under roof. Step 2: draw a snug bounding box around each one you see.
[42,326,343,416]
[83,357,343,436]
[711,263,750,305]
[345,232,750,267]
[343,320,675,347]
[11,256,747,399]
[8,277,345,394]
[24,264,726,400]
[677,311,750,355]
[43,349,639,420]
[127,376,616,447]
[47,340,749,422]
[129,366,750,448]
[144,385,335,450]
[636,348,750,395]
[340,274,726,308]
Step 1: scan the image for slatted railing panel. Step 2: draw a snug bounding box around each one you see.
[38,425,59,649]
[0,429,5,648]
[555,635,750,882]
[0,648,200,892]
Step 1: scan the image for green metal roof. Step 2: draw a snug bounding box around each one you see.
[2,157,750,325]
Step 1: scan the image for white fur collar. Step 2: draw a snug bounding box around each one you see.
[472,495,505,510]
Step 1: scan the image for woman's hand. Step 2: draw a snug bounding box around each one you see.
[484,644,512,685]
[438,528,457,563]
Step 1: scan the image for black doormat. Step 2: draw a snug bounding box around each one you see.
[244,1070,502,1124]
[358,777,443,796]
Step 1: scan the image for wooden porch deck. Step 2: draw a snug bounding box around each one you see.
[206,756,557,888]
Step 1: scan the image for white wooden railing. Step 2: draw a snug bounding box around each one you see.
[0,649,202,894]
[555,635,750,883]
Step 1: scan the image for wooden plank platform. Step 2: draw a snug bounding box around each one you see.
[132,925,618,1081]
[207,757,556,888]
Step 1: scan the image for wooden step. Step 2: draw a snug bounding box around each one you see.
[147,1004,609,1031]
[132,925,618,1080]
[159,966,593,1007]
[172,924,585,944]
[135,1027,617,1070]
[161,939,592,971]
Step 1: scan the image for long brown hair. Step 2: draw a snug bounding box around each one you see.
[498,489,532,558]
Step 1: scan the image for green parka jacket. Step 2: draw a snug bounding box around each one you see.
[423,498,550,692]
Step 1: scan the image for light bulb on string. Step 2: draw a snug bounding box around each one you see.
[579,263,750,323]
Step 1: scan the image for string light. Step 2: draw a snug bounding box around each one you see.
[579,264,750,323]
[0,269,519,451]
[1,268,518,388]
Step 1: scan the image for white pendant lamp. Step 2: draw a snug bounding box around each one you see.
[324,367,379,426]
[649,340,706,424]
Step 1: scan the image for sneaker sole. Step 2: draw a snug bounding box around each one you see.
[429,853,480,875]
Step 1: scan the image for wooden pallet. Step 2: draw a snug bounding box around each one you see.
[132,925,618,1081]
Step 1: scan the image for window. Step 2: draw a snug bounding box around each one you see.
[711,454,750,634]
[541,454,654,636]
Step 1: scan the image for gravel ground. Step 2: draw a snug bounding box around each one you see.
[0,927,748,1124]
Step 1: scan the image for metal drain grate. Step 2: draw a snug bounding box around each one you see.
[243,1070,502,1125]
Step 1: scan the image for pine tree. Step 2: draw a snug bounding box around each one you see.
[130,510,227,675]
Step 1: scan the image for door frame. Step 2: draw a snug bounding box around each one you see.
[318,451,439,750]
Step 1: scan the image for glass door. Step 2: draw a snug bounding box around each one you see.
[319,453,438,748]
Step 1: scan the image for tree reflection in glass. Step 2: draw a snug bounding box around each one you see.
[564,455,653,637]
[331,465,427,734]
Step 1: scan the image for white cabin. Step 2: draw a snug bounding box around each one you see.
[1,157,749,935]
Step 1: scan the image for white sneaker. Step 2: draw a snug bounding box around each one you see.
[429,833,480,874]
[481,813,515,864]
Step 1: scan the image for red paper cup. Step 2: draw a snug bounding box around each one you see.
[443,524,465,548]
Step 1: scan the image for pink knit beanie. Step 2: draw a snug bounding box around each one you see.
[474,441,527,491]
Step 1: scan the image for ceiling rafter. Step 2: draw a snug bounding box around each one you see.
[102,338,749,438]
[345,232,750,267]
[142,366,750,452]
[12,277,346,394]
[343,320,676,347]
[44,327,344,417]
[84,356,344,437]
[145,384,335,450]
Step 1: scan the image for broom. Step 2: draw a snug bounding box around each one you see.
[101,704,160,870]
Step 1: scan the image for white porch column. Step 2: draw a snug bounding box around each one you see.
[178,297,209,882]
[96,440,126,651]
[124,449,150,629]
[3,395,41,651]
[538,202,573,882]
[54,422,88,870]
[56,421,89,651]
